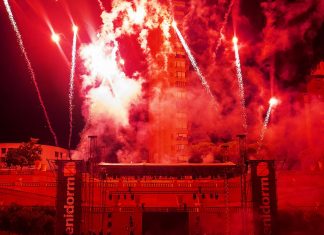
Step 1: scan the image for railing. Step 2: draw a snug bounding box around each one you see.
[0,169,36,175]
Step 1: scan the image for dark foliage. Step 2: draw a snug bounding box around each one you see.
[277,209,324,235]
[4,140,42,168]
[0,204,55,235]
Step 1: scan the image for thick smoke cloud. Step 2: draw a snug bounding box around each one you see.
[75,0,323,167]
[182,0,324,166]
[75,0,174,162]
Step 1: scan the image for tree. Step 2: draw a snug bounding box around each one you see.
[4,149,28,168]
[0,203,55,234]
[4,139,42,168]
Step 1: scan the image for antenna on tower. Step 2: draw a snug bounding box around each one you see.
[88,135,98,162]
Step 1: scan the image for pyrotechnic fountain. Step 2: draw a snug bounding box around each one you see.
[172,21,215,100]
[3,0,284,163]
[257,97,279,155]
[233,36,248,132]
[68,25,78,151]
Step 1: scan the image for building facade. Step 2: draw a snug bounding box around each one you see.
[303,61,324,169]
[149,0,190,163]
[0,142,69,169]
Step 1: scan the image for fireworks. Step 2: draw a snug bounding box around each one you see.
[233,36,248,131]
[68,25,78,151]
[50,28,70,65]
[79,32,142,127]
[3,0,58,146]
[269,97,279,107]
[72,25,78,33]
[257,97,280,155]
[172,21,215,100]
[51,33,60,44]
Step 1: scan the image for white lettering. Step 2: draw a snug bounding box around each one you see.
[64,176,76,234]
[259,169,272,234]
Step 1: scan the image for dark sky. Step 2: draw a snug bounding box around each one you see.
[0,0,109,148]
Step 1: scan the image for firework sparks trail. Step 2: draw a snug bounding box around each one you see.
[3,0,58,146]
[51,33,60,44]
[97,0,105,11]
[74,0,177,160]
[257,105,272,154]
[215,0,235,56]
[80,38,142,127]
[51,31,70,65]
[257,97,279,155]
[68,26,78,151]
[172,21,215,100]
[233,36,248,131]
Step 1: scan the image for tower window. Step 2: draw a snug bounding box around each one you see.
[175,61,185,68]
[176,133,187,141]
[176,71,185,79]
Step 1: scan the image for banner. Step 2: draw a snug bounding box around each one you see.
[56,160,83,235]
[250,160,277,235]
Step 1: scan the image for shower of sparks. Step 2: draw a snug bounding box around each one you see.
[4,0,58,146]
[233,36,248,131]
[68,25,78,151]
[172,21,215,101]
[257,97,280,156]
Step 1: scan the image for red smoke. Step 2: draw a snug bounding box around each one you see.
[74,0,324,168]
[181,0,324,167]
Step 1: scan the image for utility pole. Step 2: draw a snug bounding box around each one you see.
[237,134,248,234]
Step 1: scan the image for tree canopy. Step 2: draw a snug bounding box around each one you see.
[5,139,42,168]
[0,203,55,234]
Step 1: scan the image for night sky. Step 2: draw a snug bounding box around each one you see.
[0,0,107,148]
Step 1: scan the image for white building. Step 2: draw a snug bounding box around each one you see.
[0,142,69,169]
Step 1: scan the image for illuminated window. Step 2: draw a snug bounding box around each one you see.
[176,144,186,151]
[176,133,187,141]
[176,71,185,79]
[176,121,187,129]
[176,112,187,118]
[175,81,187,87]
[175,50,185,58]
[176,91,186,99]
[175,60,185,68]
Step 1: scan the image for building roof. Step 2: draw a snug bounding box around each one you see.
[98,162,241,178]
